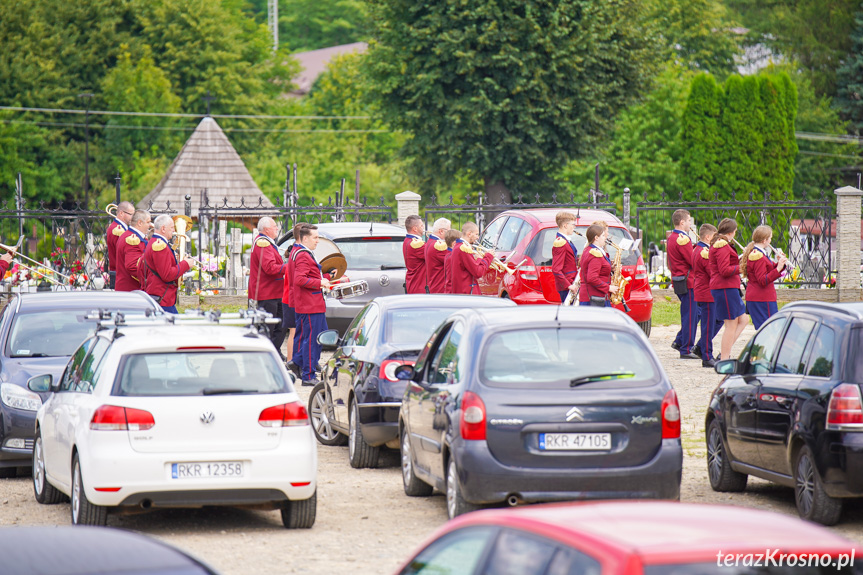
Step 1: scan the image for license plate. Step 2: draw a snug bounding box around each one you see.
[539,433,611,451]
[171,461,244,479]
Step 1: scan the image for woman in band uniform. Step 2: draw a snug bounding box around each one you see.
[708,218,749,360]
[741,225,787,329]
[578,224,618,307]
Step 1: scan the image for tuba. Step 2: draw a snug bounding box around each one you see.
[607,239,631,312]
[105,203,119,218]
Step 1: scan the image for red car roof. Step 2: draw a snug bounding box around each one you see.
[509,208,624,226]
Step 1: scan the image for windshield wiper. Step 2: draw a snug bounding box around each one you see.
[19,353,56,358]
[202,388,259,395]
[570,372,635,388]
[380,264,406,270]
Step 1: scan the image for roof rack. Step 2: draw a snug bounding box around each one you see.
[85,308,279,332]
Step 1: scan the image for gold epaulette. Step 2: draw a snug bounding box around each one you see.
[410,238,425,249]
[553,237,566,248]
[714,239,728,249]
[700,248,709,259]
[677,234,691,245]
[589,248,603,258]
[748,251,764,261]
[112,226,124,236]
[152,239,167,252]
[459,243,473,254]
[256,238,270,248]
[125,235,141,246]
[434,239,447,251]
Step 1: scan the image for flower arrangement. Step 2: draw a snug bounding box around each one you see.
[50,249,70,269]
[648,270,671,288]
[778,266,802,289]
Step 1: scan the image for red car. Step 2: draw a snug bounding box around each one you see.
[394,501,862,575]
[476,209,653,335]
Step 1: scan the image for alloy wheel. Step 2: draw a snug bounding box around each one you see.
[33,437,46,496]
[349,403,357,460]
[71,461,81,524]
[707,427,723,485]
[446,462,457,519]
[401,433,412,486]
[796,453,815,515]
[310,388,338,441]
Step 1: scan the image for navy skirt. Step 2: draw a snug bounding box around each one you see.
[282,304,296,329]
[711,288,746,321]
[748,300,778,330]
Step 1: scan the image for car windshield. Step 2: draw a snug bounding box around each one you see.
[527,226,640,267]
[115,351,289,396]
[480,328,658,388]
[7,310,150,358]
[385,308,460,346]
[335,237,405,270]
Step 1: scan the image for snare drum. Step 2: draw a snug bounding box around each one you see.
[327,280,369,300]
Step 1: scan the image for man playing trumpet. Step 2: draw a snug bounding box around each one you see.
[115,210,152,292]
[141,215,195,314]
[452,222,494,295]
[106,201,134,289]
[552,211,579,304]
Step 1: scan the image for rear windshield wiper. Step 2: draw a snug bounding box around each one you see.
[570,372,635,388]
[17,353,56,358]
[380,264,406,270]
[202,388,260,395]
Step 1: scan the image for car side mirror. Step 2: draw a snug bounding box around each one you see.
[715,359,739,375]
[27,374,53,393]
[317,330,339,347]
[394,365,416,381]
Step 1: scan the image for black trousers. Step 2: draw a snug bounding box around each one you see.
[257,298,286,354]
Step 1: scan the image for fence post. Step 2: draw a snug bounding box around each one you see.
[114,172,122,205]
[623,188,631,230]
[395,191,421,227]
[835,185,862,302]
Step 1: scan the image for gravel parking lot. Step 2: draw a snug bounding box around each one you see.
[2,323,862,574]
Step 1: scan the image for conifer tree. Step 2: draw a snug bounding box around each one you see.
[679,73,724,199]
[835,8,863,136]
[717,75,763,199]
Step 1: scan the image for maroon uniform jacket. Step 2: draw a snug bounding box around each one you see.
[115,228,147,292]
[708,239,741,290]
[667,229,695,289]
[451,240,493,295]
[291,247,325,314]
[248,234,286,302]
[578,244,612,303]
[106,218,127,273]
[692,241,713,303]
[0,258,8,281]
[282,244,299,306]
[403,234,426,294]
[551,232,579,291]
[444,248,453,294]
[141,233,190,308]
[745,247,781,302]
[424,234,448,294]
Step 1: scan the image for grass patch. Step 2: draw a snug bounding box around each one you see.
[651,297,680,326]
[177,304,245,314]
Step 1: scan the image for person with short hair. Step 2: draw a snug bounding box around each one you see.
[291,224,331,386]
[742,225,788,329]
[709,218,749,359]
[425,218,451,293]
[451,222,493,295]
[141,215,196,314]
[249,216,287,354]
[668,209,700,359]
[692,223,721,367]
[402,215,426,294]
[578,224,618,306]
[106,200,135,289]
[115,209,152,292]
[283,223,311,376]
[443,229,461,294]
[552,211,579,303]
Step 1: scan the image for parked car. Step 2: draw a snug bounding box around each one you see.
[277,222,408,336]
[30,320,316,528]
[395,305,682,519]
[0,291,161,477]
[1,525,221,575]
[707,301,863,525]
[310,295,516,468]
[476,208,653,336]
[393,501,862,575]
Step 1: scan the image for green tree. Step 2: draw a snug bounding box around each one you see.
[279,0,369,52]
[717,75,764,199]
[679,73,724,199]
[835,8,863,135]
[364,0,658,202]
[758,74,795,199]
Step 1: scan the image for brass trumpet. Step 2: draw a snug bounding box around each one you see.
[472,243,517,275]
[105,203,119,218]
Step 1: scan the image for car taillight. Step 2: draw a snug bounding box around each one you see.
[380,360,415,382]
[90,405,155,431]
[661,390,681,439]
[258,402,309,427]
[634,264,647,280]
[460,391,486,441]
[826,384,863,429]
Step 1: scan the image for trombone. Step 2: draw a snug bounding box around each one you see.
[472,243,518,275]
[0,242,74,283]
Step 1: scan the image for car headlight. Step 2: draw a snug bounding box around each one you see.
[1,383,42,411]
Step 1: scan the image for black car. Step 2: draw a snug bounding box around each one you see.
[310,295,515,469]
[0,291,161,476]
[396,306,683,519]
[707,301,863,525]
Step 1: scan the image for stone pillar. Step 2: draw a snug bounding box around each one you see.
[835,185,862,302]
[395,191,421,227]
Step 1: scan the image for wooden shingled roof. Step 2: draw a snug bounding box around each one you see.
[139,117,273,213]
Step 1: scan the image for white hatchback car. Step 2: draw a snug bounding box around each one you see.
[28,322,317,528]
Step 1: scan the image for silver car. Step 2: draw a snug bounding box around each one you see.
[278,222,407,335]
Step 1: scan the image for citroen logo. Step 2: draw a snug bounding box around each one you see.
[379,274,390,287]
[200,410,215,424]
[565,406,584,422]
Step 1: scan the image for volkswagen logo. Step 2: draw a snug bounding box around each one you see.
[200,410,215,424]
[565,406,584,422]
[379,274,390,287]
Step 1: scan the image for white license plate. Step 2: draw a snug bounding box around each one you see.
[171,461,244,479]
[539,433,611,451]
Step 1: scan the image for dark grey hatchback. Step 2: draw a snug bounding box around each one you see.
[396,306,682,519]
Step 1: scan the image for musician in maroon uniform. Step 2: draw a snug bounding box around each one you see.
[249,216,287,354]
[115,209,152,292]
[0,250,13,280]
[692,223,721,367]
[552,211,579,303]
[668,209,700,359]
[742,225,787,329]
[443,229,461,294]
[451,222,493,295]
[402,215,426,294]
[284,223,310,378]
[709,218,749,360]
[291,224,331,386]
[425,217,451,293]
[141,215,195,314]
[106,201,134,289]
[578,224,618,306]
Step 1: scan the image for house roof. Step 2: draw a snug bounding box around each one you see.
[289,42,368,95]
[139,117,273,214]
[791,218,863,238]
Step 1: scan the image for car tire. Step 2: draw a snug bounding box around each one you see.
[70,454,107,526]
[348,400,379,469]
[33,431,63,504]
[446,459,478,520]
[308,383,347,446]
[706,420,747,492]
[401,427,432,497]
[281,491,317,529]
[794,446,842,526]
[638,318,652,338]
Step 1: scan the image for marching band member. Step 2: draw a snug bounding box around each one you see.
[668,209,700,360]
[742,225,787,329]
[451,222,493,295]
[282,224,308,375]
[291,224,331,386]
[141,215,195,314]
[552,211,579,304]
[402,215,426,294]
[249,217,287,355]
[693,223,721,368]
[443,229,461,294]
[578,224,618,306]
[106,200,134,289]
[709,218,749,360]
[115,209,151,292]
[425,218,451,293]
[0,249,14,280]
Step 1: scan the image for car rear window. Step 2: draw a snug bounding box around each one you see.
[336,237,405,270]
[526,226,639,267]
[114,351,289,396]
[479,328,658,389]
[385,308,462,347]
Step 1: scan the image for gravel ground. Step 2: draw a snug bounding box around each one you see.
[1,323,861,574]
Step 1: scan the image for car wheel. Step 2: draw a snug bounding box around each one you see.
[281,490,317,529]
[501,292,510,300]
[33,431,63,504]
[446,459,478,520]
[70,454,107,526]
[348,400,379,469]
[308,383,347,446]
[794,446,842,526]
[638,318,652,337]
[401,427,432,497]
[706,420,747,492]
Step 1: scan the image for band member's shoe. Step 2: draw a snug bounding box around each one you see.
[671,342,681,351]
[679,351,700,360]
[691,345,702,358]
[702,358,716,368]
[302,379,321,387]
[286,361,301,377]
